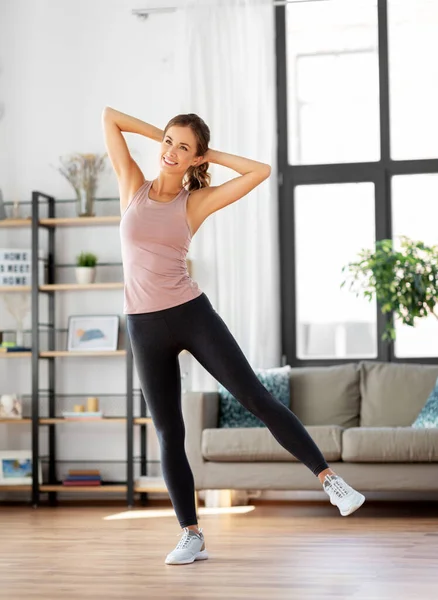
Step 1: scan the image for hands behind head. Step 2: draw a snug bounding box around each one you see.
[196,149,212,167]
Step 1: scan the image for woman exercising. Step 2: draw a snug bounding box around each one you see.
[102,107,366,565]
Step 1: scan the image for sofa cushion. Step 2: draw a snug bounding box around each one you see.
[342,427,438,462]
[201,425,343,461]
[289,363,360,428]
[412,376,438,428]
[359,361,438,427]
[218,365,292,428]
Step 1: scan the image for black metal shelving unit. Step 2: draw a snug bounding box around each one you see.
[29,190,150,507]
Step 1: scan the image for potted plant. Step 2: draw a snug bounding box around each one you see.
[75,252,98,285]
[53,153,107,217]
[340,236,438,342]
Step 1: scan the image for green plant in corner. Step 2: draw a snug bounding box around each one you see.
[340,236,438,342]
[76,252,97,268]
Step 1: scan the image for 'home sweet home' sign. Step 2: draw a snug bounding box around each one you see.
[0,249,32,286]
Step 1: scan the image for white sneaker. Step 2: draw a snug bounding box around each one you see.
[165,527,209,565]
[323,474,366,516]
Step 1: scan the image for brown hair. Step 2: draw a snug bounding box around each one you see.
[163,113,211,192]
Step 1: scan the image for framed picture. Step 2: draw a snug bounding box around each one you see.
[0,394,22,418]
[67,314,119,352]
[0,451,42,485]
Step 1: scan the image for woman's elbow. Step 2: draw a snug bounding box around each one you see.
[260,164,271,179]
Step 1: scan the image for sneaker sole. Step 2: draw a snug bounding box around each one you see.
[165,549,209,565]
[339,493,366,516]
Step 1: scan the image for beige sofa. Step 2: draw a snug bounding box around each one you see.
[182,361,438,496]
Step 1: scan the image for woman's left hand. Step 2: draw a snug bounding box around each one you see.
[197,149,214,166]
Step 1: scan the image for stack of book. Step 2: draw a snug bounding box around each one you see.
[62,469,102,486]
[0,343,32,353]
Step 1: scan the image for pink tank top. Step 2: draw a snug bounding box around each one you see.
[119,180,203,314]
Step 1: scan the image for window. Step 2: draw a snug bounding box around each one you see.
[388,0,438,160]
[277,0,438,366]
[286,0,380,165]
[295,183,377,359]
[392,174,438,358]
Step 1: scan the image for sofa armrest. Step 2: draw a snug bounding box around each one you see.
[182,391,219,488]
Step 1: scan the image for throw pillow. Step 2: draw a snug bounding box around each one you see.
[218,365,292,428]
[412,376,438,428]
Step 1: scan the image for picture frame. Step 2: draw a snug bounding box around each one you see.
[67,314,119,352]
[0,450,42,485]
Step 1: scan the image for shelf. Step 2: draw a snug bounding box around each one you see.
[0,485,32,491]
[40,484,126,493]
[39,417,152,424]
[38,458,161,463]
[0,418,153,425]
[40,283,124,291]
[40,350,126,358]
[41,417,126,424]
[0,352,32,358]
[0,285,32,292]
[1,284,123,293]
[39,216,120,227]
[0,218,31,228]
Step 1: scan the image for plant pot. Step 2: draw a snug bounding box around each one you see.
[75,267,96,285]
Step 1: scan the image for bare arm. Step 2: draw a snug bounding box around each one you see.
[207,148,271,177]
[101,106,164,215]
[103,106,164,142]
[190,147,271,229]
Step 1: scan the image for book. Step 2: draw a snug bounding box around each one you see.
[0,346,32,352]
[64,475,101,481]
[68,469,101,476]
[62,480,101,486]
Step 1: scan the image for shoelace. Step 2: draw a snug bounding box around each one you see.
[175,528,202,550]
[327,476,352,499]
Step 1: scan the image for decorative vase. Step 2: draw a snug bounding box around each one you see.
[75,184,96,217]
[75,267,96,285]
[15,323,24,346]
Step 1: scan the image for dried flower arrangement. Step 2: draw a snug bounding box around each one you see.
[53,153,107,217]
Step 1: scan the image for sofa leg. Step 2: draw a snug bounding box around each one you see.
[194,490,199,514]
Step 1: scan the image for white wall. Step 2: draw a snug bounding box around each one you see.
[0,0,191,499]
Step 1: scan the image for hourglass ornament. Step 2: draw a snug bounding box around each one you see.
[1,292,31,346]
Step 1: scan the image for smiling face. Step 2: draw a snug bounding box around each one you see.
[160,125,203,175]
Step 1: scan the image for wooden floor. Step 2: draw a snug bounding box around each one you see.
[1,499,437,599]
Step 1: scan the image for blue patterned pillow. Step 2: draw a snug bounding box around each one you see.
[412,376,438,428]
[218,365,292,428]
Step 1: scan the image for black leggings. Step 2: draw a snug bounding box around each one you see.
[126,292,330,528]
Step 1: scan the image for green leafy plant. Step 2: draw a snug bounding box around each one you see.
[76,252,97,268]
[340,236,438,342]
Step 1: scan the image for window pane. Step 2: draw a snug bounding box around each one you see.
[295,183,377,359]
[286,0,380,165]
[388,0,438,160]
[392,175,438,357]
